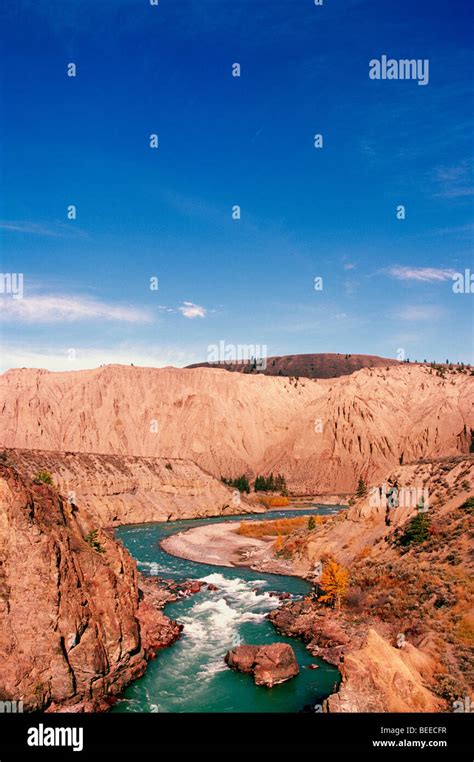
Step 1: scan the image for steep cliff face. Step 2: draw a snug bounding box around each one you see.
[0,364,472,493]
[0,464,180,712]
[3,449,250,526]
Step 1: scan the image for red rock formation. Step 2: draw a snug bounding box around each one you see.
[225,643,299,687]
[0,464,181,712]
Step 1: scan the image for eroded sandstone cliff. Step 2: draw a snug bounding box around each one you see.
[2,448,251,526]
[0,364,471,493]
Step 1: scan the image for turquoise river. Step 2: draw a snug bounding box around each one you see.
[113,506,341,713]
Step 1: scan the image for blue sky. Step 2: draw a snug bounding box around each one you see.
[0,0,473,370]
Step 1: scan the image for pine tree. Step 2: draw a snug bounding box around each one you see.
[356,477,367,499]
[396,512,430,547]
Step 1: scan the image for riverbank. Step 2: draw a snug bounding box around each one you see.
[161,520,302,576]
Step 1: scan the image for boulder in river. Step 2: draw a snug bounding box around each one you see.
[225,643,299,687]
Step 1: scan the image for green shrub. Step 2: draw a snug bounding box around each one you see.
[459,496,474,515]
[33,470,54,486]
[84,530,105,554]
[395,512,430,547]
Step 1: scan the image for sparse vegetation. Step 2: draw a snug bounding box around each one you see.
[33,470,54,486]
[237,516,309,539]
[459,496,474,515]
[84,530,106,554]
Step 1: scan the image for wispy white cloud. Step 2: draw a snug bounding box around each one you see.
[0,295,152,324]
[178,301,206,319]
[430,223,474,238]
[433,160,474,199]
[0,342,199,373]
[386,266,456,283]
[0,220,88,238]
[395,305,445,321]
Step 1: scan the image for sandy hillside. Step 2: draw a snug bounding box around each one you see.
[0,363,472,493]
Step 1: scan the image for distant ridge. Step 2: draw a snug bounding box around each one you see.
[186,353,400,379]
[0,363,471,493]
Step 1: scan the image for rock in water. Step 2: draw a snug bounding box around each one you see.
[225,643,299,687]
[225,645,260,674]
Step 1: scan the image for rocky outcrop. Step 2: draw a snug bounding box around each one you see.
[0,464,183,712]
[136,577,183,659]
[0,364,471,493]
[1,449,253,526]
[269,604,350,666]
[325,629,443,713]
[225,643,299,687]
[269,604,445,711]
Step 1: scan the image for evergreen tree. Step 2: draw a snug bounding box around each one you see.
[395,512,430,547]
[356,477,367,499]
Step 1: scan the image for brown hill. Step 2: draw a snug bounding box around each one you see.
[187,352,400,379]
[0,363,472,493]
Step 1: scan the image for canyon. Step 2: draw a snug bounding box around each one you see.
[0,359,472,713]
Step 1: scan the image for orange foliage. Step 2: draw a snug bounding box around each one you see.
[318,559,349,609]
[259,496,290,507]
[236,516,308,538]
[273,535,285,553]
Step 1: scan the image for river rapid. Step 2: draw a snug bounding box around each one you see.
[113,507,341,713]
